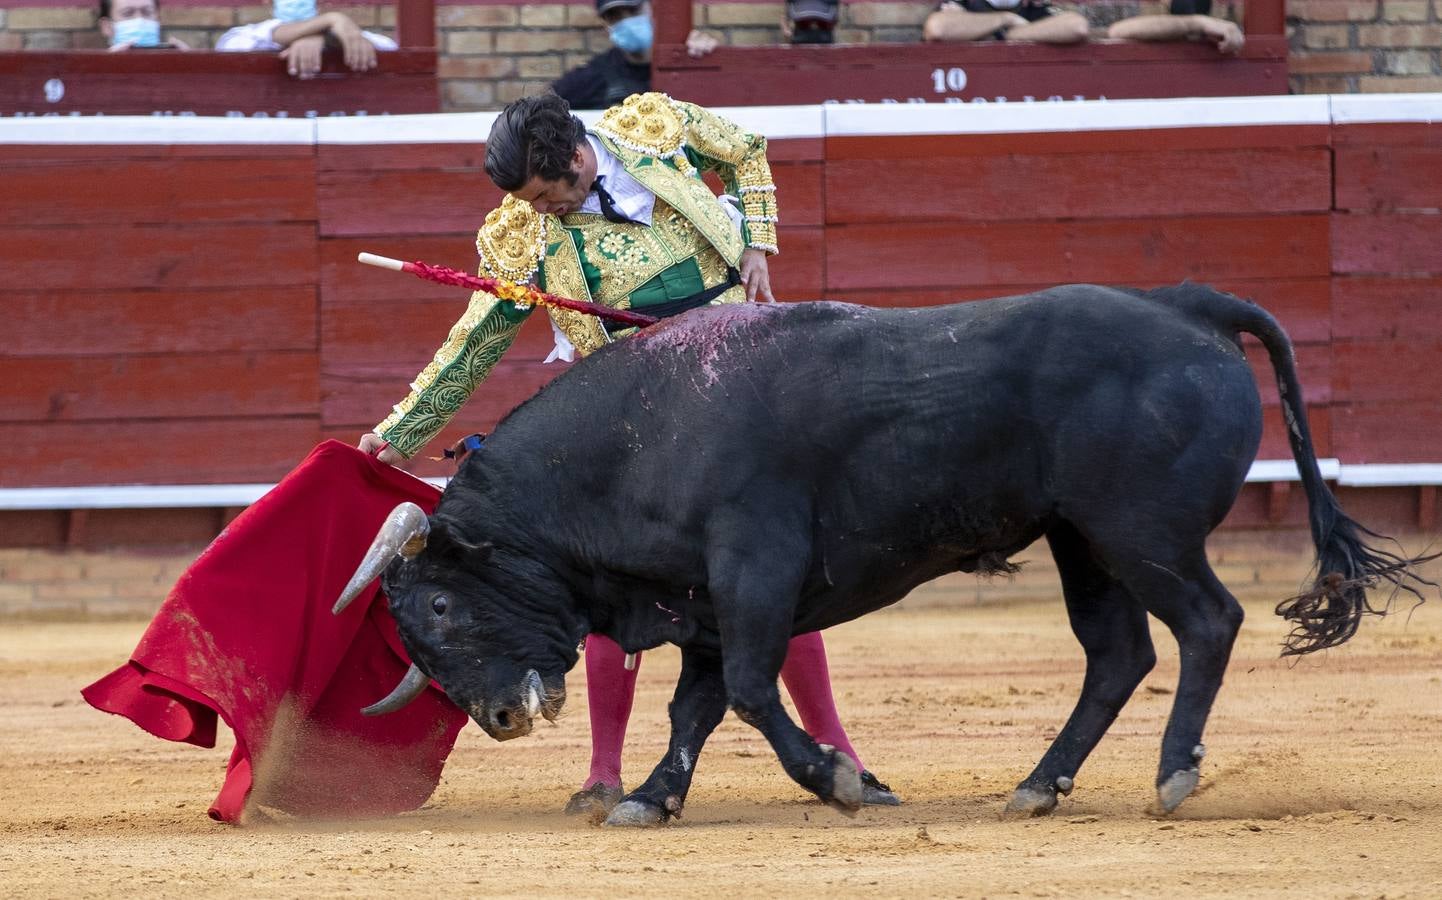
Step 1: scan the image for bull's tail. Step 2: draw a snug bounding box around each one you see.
[1158,284,1439,656]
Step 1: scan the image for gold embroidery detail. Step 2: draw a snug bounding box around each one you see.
[693,243,733,288]
[594,92,686,158]
[376,289,526,457]
[675,99,754,166]
[670,99,779,254]
[538,227,606,355]
[532,96,782,352]
[476,194,546,283]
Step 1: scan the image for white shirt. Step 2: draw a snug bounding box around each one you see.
[215,19,398,52]
[578,135,655,225]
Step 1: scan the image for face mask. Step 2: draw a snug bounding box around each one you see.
[111,16,161,47]
[274,0,318,23]
[608,14,653,54]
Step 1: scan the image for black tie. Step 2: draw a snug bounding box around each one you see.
[593,175,640,225]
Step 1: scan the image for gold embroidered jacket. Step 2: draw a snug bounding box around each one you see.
[374,93,780,459]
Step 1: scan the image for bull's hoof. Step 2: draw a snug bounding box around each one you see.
[1156,767,1200,814]
[1002,785,1058,819]
[563,782,623,825]
[860,770,901,807]
[603,799,669,828]
[824,746,863,816]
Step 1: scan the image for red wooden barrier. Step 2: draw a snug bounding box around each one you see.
[650,0,1288,106]
[0,50,438,117]
[4,98,1442,544]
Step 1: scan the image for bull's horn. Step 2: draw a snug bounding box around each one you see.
[361,663,430,717]
[525,670,543,717]
[333,502,431,615]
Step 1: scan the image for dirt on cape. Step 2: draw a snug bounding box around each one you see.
[3,563,1440,898]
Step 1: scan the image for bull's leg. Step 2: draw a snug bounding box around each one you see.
[701,508,861,814]
[603,647,729,828]
[1117,554,1243,813]
[713,589,863,814]
[1007,522,1157,817]
[723,637,863,816]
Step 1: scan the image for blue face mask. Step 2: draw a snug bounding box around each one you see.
[111,16,161,47]
[608,14,653,54]
[274,0,318,23]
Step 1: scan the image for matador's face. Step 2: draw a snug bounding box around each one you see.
[510,145,596,216]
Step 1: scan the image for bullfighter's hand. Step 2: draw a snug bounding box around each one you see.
[739,247,776,303]
[358,432,406,467]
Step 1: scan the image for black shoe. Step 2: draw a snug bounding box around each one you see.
[860,770,901,806]
[563,782,624,823]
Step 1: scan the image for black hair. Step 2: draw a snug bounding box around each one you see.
[484,93,587,192]
[98,0,158,19]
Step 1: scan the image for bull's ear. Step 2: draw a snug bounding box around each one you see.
[429,515,494,562]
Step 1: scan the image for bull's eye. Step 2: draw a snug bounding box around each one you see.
[431,595,449,616]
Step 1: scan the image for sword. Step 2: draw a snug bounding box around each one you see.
[357,252,659,329]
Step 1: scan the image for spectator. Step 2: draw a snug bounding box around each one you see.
[1107,0,1244,54]
[97,0,190,51]
[552,0,719,110]
[215,0,396,79]
[923,0,1089,44]
[784,0,840,44]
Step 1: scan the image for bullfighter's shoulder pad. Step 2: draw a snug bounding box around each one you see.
[593,92,686,158]
[475,193,548,283]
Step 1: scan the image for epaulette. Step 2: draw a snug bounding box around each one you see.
[475,193,548,284]
[592,92,687,160]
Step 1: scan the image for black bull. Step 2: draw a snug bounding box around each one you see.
[337,283,1432,825]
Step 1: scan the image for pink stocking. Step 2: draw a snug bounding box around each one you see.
[779,631,864,771]
[581,633,639,790]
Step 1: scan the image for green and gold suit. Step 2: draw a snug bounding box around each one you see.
[374,92,781,458]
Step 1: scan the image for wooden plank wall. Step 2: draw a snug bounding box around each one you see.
[0,51,440,117]
[4,111,1440,542]
[2,141,322,492]
[824,124,1337,468]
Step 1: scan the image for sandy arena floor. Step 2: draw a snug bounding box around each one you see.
[2,570,1440,898]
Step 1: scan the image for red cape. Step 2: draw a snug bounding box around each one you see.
[82,441,469,823]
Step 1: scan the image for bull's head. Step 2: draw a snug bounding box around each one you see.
[335,502,582,741]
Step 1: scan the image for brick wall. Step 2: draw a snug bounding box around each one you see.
[1289,0,1442,92]
[2,1,1439,108]
[0,548,195,618]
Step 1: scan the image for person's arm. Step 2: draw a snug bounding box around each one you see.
[368,290,533,460]
[1004,9,1089,44]
[672,99,779,257]
[1107,14,1244,53]
[271,12,337,45]
[272,12,378,70]
[923,4,1028,41]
